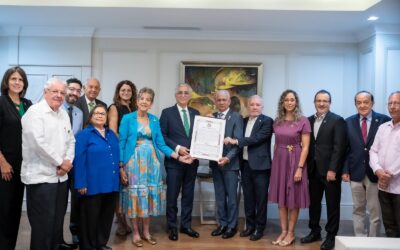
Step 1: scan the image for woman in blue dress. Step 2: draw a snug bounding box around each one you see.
[119,87,192,247]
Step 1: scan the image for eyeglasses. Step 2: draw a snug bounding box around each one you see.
[388,102,400,107]
[177,91,190,96]
[68,87,81,94]
[47,89,66,96]
[93,112,106,116]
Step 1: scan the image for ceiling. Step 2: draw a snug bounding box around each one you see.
[0,0,399,42]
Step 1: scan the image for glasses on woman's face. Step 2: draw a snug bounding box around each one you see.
[93,112,106,116]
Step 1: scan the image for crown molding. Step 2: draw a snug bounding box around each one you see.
[17,26,95,37]
[356,24,400,42]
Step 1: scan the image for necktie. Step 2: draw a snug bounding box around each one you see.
[217,112,224,119]
[182,109,190,136]
[88,101,95,112]
[361,117,367,143]
[67,106,73,126]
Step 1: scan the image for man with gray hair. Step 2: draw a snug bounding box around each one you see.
[160,83,200,241]
[210,90,243,239]
[370,91,400,237]
[224,95,273,241]
[21,78,75,250]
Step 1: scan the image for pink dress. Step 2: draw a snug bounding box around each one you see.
[268,116,311,209]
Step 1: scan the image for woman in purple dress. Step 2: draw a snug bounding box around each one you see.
[268,89,311,247]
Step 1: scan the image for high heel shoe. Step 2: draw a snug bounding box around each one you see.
[143,235,157,245]
[132,238,143,247]
[279,232,295,247]
[272,230,287,245]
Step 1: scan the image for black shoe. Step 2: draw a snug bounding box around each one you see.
[239,228,254,237]
[249,230,263,241]
[168,228,178,241]
[320,237,335,250]
[222,228,237,239]
[211,226,227,236]
[58,243,74,250]
[180,227,200,238]
[72,234,79,245]
[300,231,322,244]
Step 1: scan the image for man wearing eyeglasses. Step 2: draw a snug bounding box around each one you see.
[21,78,75,250]
[160,83,200,241]
[60,78,84,248]
[370,91,400,237]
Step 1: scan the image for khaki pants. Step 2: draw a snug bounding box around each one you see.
[350,176,381,237]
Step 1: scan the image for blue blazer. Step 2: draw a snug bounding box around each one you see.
[343,111,390,182]
[238,114,273,170]
[160,105,200,169]
[119,111,174,164]
[74,125,120,196]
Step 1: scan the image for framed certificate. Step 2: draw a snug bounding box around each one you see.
[190,115,226,161]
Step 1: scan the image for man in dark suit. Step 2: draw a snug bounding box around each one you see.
[74,78,107,124]
[160,83,200,241]
[224,95,273,241]
[210,90,243,239]
[301,90,347,250]
[342,91,390,237]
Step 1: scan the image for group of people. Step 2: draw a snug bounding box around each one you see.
[0,66,399,250]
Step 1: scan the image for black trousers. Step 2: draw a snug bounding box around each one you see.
[67,172,80,237]
[308,169,341,237]
[241,161,270,231]
[0,170,24,250]
[378,190,400,237]
[26,181,68,250]
[166,165,198,229]
[79,192,117,250]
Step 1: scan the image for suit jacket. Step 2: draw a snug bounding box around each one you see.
[209,109,243,171]
[74,95,107,125]
[0,95,32,168]
[159,104,200,169]
[307,111,347,177]
[119,111,173,164]
[343,111,390,182]
[62,102,83,136]
[238,114,273,170]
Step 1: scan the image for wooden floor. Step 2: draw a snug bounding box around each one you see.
[16,212,354,250]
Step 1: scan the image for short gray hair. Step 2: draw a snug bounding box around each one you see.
[216,90,230,98]
[175,83,193,94]
[247,95,263,106]
[43,78,66,90]
[389,91,400,98]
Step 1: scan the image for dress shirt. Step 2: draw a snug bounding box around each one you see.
[242,116,257,160]
[218,108,230,120]
[62,102,83,136]
[85,95,96,111]
[175,104,190,153]
[313,113,326,139]
[21,99,75,185]
[359,112,372,135]
[370,120,400,194]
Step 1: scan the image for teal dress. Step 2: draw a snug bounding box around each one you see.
[120,123,166,218]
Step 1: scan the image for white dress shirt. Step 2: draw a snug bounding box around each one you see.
[21,99,75,184]
[313,113,326,139]
[243,116,257,160]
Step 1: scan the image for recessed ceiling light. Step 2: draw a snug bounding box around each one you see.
[368,16,379,21]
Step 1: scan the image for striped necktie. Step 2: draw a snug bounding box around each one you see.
[182,109,190,136]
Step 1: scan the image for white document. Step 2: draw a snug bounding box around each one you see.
[190,115,226,161]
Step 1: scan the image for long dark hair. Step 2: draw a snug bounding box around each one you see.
[275,89,303,123]
[112,80,137,111]
[1,66,29,97]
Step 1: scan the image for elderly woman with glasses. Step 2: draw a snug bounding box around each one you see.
[74,104,120,250]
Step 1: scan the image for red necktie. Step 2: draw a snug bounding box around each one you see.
[361,117,367,143]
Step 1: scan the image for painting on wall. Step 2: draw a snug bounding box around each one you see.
[180,62,263,117]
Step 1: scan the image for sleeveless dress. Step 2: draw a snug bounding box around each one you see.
[268,116,311,209]
[120,123,166,218]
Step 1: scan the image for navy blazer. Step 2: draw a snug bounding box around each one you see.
[159,105,200,169]
[238,114,273,170]
[307,111,347,177]
[343,111,390,182]
[75,95,107,125]
[209,109,243,171]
